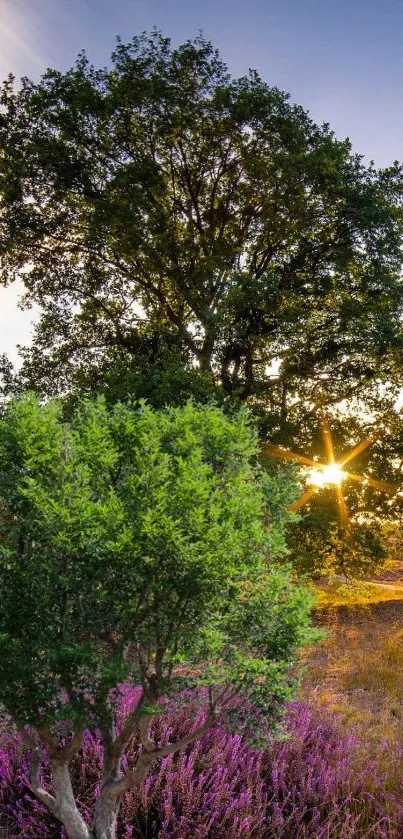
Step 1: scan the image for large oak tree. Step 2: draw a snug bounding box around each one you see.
[1,31,403,418]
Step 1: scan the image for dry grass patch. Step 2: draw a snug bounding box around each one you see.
[343,629,403,700]
[300,600,403,746]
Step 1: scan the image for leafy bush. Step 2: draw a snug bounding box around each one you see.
[0,396,316,837]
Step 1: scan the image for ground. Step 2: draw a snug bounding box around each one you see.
[301,560,403,746]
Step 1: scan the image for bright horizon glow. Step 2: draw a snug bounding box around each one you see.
[307,463,346,488]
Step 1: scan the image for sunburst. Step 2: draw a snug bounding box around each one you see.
[262,415,401,529]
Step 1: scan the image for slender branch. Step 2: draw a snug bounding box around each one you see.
[177,140,206,246]
[102,689,145,781]
[57,727,85,762]
[37,725,85,763]
[113,255,199,354]
[150,714,215,759]
[115,711,216,796]
[29,744,59,815]
[10,719,59,816]
[138,714,156,752]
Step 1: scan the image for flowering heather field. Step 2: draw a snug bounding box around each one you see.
[1,687,403,839]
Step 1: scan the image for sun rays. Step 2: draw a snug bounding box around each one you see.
[262,414,401,528]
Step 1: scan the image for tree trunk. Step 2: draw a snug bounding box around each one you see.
[57,803,91,839]
[91,753,153,839]
[91,791,120,839]
[52,762,91,839]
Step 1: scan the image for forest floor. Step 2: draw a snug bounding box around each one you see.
[300,561,403,746]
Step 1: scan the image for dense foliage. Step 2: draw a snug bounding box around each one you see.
[2,691,402,839]
[281,404,403,578]
[1,28,403,839]
[0,396,315,838]
[1,31,403,419]
[1,31,402,579]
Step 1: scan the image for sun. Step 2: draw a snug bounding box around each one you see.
[261,412,401,529]
[307,463,346,487]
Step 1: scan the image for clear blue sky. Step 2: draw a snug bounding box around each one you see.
[1,0,403,361]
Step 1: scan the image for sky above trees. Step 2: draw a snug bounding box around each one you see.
[2,0,403,361]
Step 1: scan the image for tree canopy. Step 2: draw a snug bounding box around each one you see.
[0,395,316,839]
[1,31,403,420]
[1,30,402,580]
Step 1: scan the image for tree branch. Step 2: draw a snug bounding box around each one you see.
[10,719,59,816]
[37,725,85,763]
[102,688,145,782]
[115,711,216,796]
[29,744,59,816]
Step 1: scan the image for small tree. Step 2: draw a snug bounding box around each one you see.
[0,396,316,839]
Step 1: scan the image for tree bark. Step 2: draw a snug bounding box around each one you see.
[51,761,91,839]
[27,707,216,839]
[91,785,120,839]
[22,724,91,839]
[91,755,152,839]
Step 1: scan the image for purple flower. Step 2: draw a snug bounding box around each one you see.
[1,691,402,838]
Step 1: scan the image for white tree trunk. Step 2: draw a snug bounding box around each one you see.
[51,762,92,839]
[31,712,214,838]
[91,789,120,839]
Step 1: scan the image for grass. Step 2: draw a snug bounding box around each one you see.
[301,584,403,747]
[343,629,403,701]
[302,560,403,745]
[314,578,403,608]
